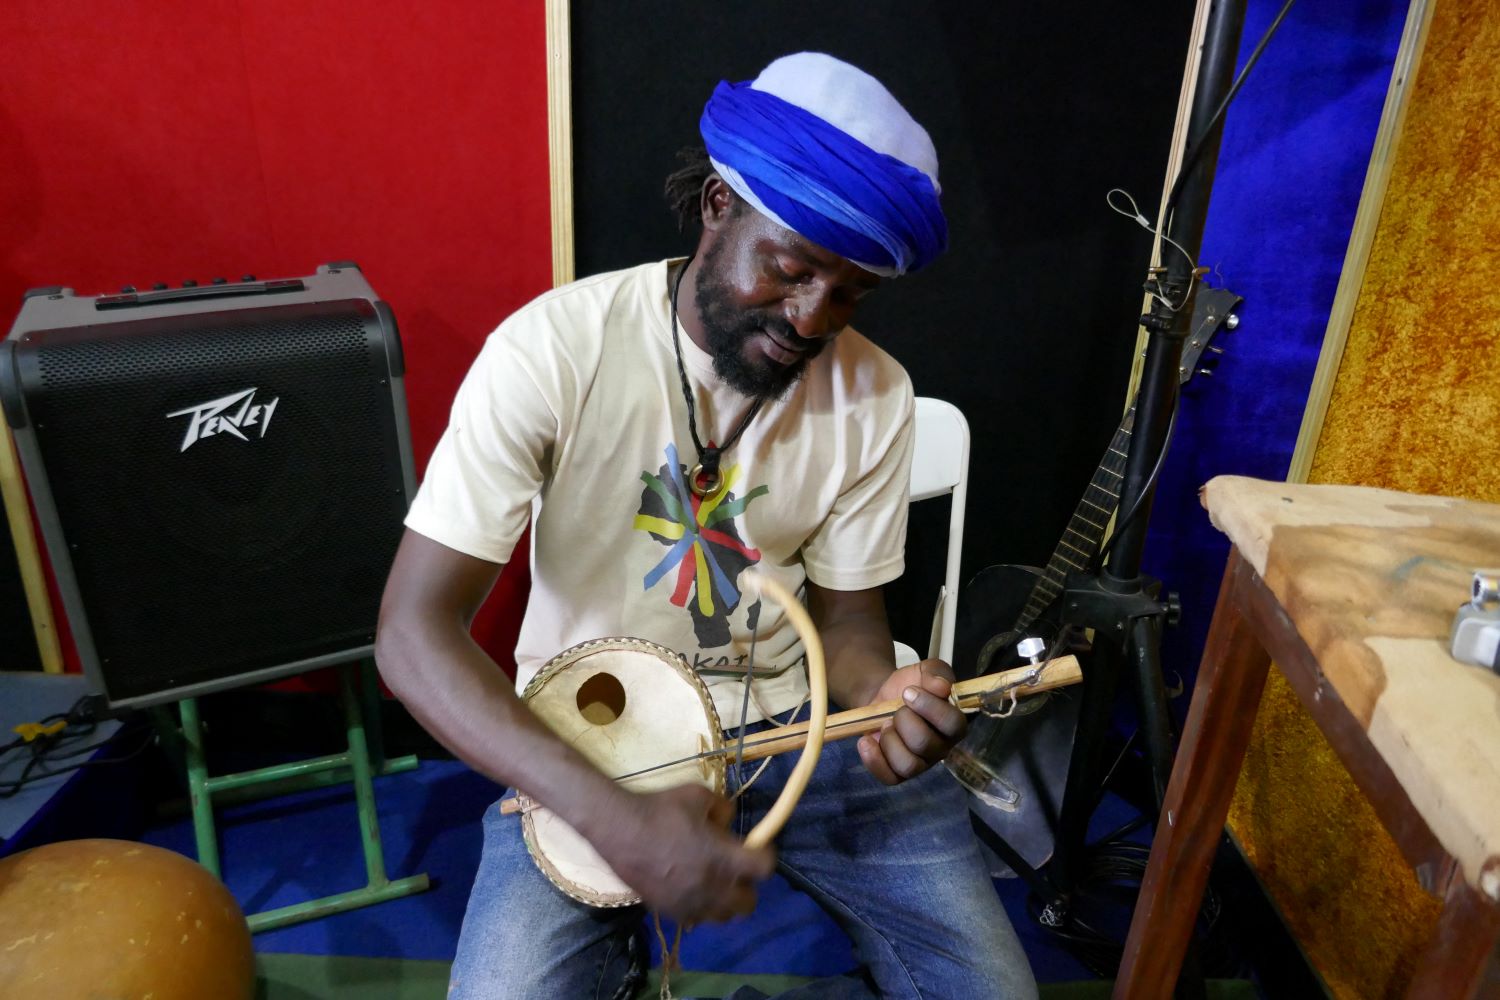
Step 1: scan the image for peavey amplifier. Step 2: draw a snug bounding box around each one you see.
[0,264,416,708]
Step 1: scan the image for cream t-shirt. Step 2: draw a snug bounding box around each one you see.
[405,260,914,726]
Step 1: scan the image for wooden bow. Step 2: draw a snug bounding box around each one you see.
[740,571,828,848]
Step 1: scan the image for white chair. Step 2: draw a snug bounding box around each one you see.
[893,397,970,668]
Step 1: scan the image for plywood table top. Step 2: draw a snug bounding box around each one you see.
[1200,475,1500,897]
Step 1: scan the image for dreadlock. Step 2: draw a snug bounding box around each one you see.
[663,145,743,232]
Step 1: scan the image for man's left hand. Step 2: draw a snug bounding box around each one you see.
[856,659,966,785]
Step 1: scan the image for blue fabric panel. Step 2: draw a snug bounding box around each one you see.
[1142,0,1409,699]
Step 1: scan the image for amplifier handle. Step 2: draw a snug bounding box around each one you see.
[94,279,305,310]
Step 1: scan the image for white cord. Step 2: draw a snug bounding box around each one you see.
[1106,187,1199,312]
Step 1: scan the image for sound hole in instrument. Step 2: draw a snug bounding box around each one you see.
[519,638,726,907]
[575,671,626,725]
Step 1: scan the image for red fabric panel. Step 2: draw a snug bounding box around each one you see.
[0,1,548,678]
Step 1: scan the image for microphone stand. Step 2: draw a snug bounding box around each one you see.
[969,0,1248,992]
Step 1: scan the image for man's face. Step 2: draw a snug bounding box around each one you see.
[692,197,881,399]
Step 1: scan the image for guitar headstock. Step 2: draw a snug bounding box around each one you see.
[1179,286,1243,385]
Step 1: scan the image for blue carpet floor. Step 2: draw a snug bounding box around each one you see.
[140,755,1131,984]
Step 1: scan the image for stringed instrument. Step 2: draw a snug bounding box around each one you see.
[501,573,1081,906]
[954,285,1242,676]
[947,286,1241,860]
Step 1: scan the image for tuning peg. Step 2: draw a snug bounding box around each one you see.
[1207,345,1225,354]
[1197,368,1214,377]
[1016,637,1046,663]
[1225,313,1240,330]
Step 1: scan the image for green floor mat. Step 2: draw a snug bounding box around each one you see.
[254,952,1260,999]
[256,953,452,1000]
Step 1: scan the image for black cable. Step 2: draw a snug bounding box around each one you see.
[1087,3,1293,568]
[0,698,92,765]
[1091,397,1180,573]
[1029,825,1227,978]
[1163,0,1298,229]
[0,700,152,799]
[1096,1,1296,550]
[0,728,156,798]
[1089,3,1295,562]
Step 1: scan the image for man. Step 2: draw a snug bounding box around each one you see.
[377,52,1036,999]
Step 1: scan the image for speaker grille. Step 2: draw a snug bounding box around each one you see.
[22,299,407,702]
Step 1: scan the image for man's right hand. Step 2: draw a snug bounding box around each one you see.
[595,784,776,923]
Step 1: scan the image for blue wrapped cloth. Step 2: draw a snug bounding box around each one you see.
[699,54,948,276]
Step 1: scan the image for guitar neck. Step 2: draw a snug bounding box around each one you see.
[1004,288,1236,637]
[1014,407,1136,631]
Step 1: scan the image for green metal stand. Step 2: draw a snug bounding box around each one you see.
[179,660,430,932]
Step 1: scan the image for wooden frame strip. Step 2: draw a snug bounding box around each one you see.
[545,0,575,288]
[1122,0,1214,402]
[1,421,62,672]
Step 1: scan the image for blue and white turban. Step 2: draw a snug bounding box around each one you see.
[700,52,948,277]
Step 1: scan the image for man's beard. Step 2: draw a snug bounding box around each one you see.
[693,262,827,400]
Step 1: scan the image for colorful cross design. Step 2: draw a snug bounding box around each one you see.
[634,442,769,645]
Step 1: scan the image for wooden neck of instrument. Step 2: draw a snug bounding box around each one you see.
[736,655,1081,763]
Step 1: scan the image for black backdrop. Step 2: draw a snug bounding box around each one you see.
[572,1,1197,653]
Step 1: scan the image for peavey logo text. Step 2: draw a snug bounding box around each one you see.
[167,388,280,452]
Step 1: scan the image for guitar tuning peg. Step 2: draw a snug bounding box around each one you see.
[1225,313,1240,330]
[1207,345,1225,354]
[1197,368,1214,377]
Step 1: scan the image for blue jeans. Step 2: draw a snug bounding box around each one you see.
[449,718,1037,999]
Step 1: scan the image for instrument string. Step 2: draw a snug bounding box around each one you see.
[612,661,1061,785]
[979,630,1077,719]
[732,599,762,784]
[732,686,810,805]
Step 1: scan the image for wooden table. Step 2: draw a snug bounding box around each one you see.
[1116,476,1500,999]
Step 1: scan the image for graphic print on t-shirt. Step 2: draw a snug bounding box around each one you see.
[634,442,769,647]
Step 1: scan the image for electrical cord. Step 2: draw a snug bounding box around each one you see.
[1028,819,1228,978]
[1163,0,1298,226]
[1107,188,1201,312]
[1106,0,1296,318]
[0,697,152,799]
[1096,7,1295,544]
[1090,397,1180,574]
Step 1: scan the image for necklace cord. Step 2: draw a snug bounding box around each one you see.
[669,258,766,493]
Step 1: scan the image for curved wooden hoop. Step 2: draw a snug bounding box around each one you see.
[741,572,827,850]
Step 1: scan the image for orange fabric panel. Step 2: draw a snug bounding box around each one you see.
[1229,0,1500,994]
